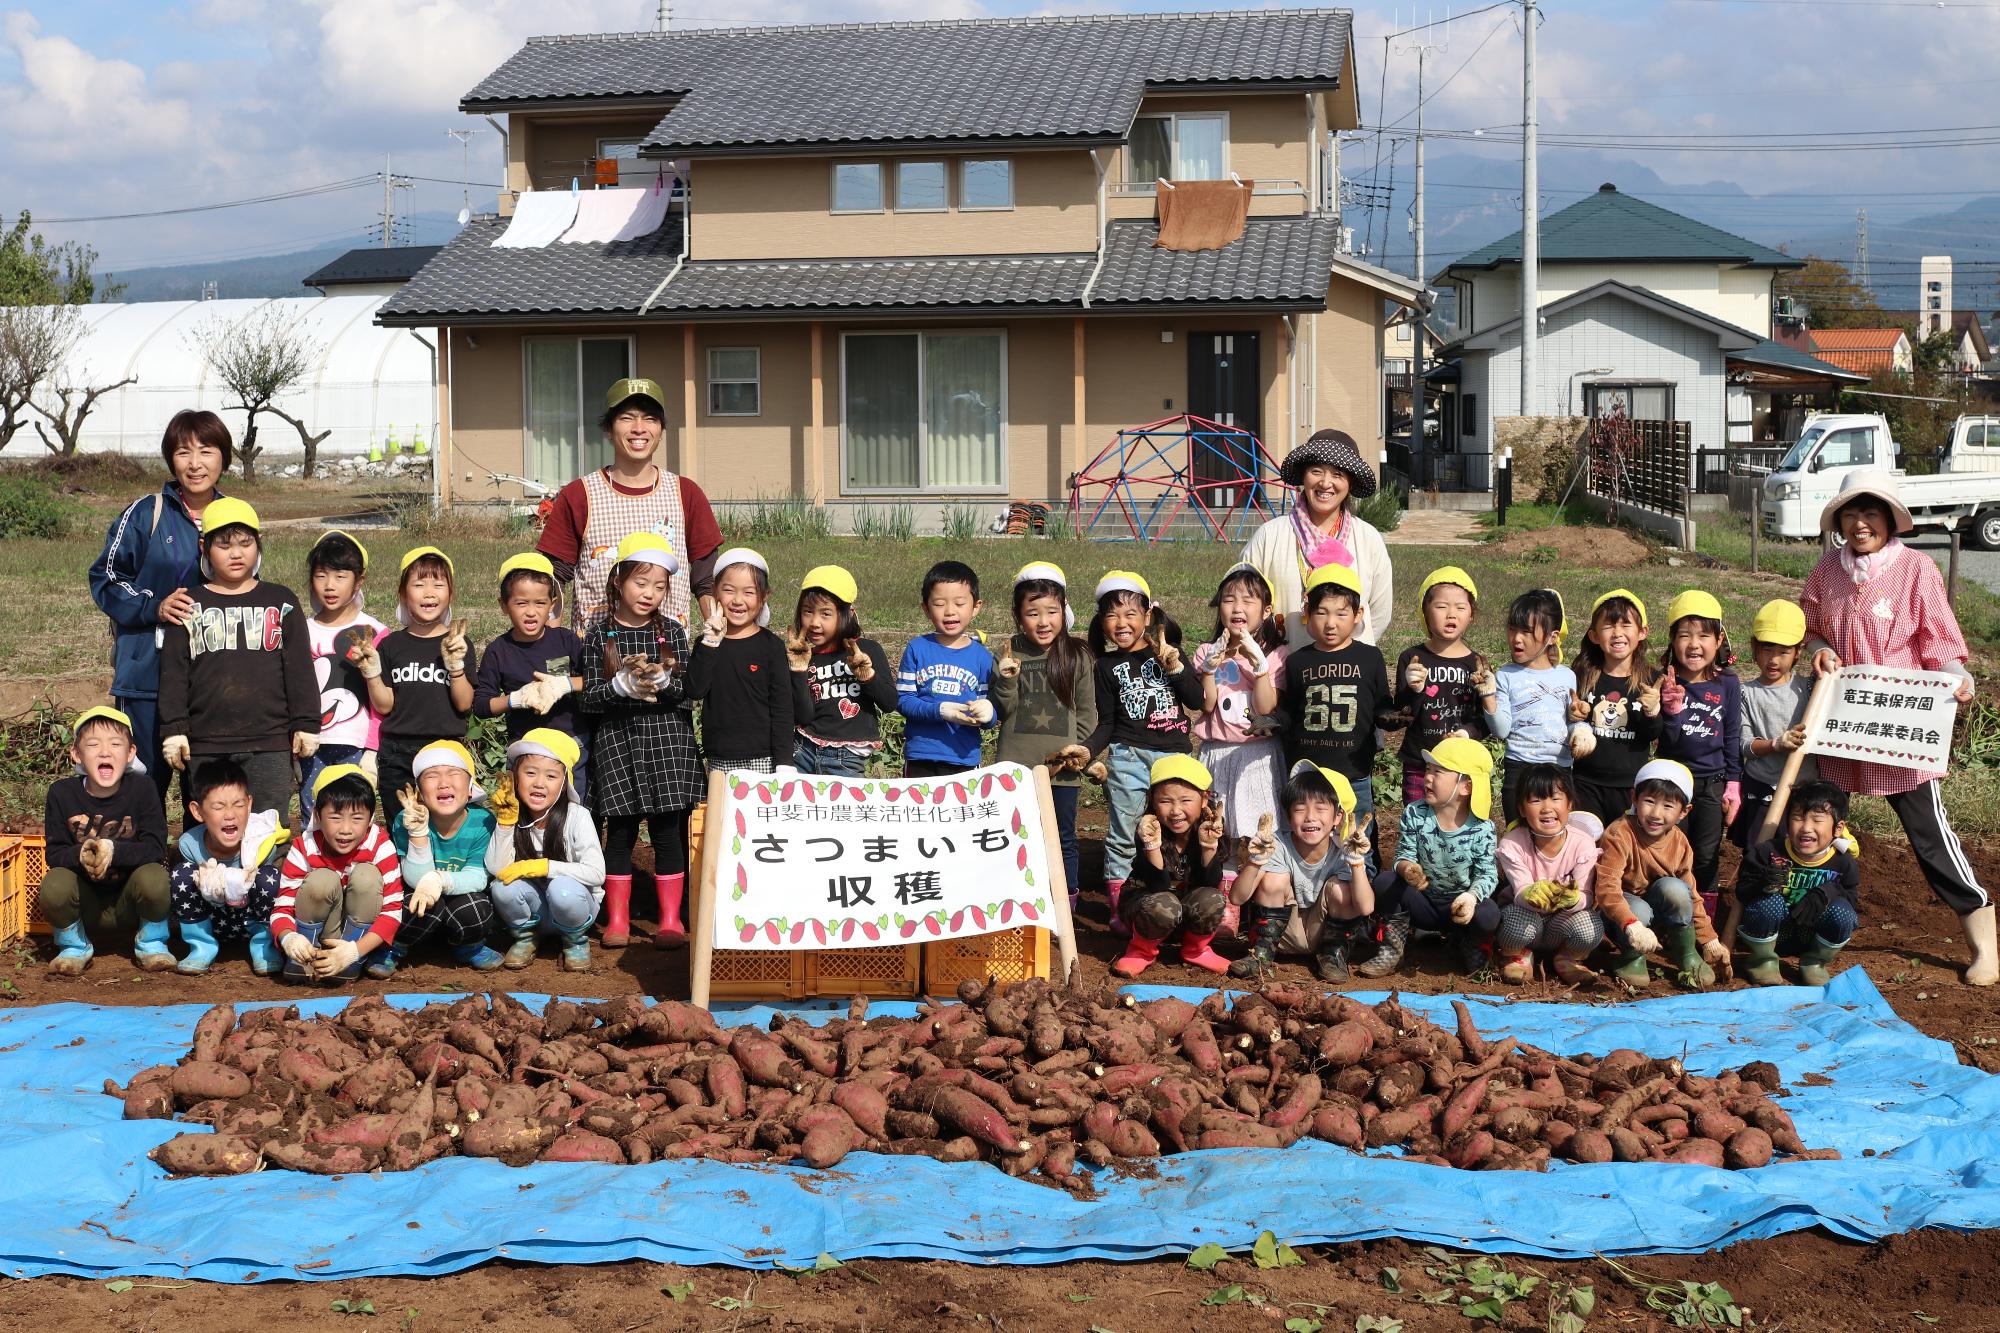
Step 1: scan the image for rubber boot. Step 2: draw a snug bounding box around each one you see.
[1739,931,1783,986]
[1450,930,1490,976]
[1550,947,1594,983]
[559,927,592,973]
[455,940,506,971]
[1228,903,1289,980]
[653,872,687,950]
[282,921,324,983]
[175,917,221,975]
[1178,930,1229,974]
[134,915,177,972]
[1353,911,1411,980]
[47,920,93,977]
[1105,879,1129,938]
[502,920,539,971]
[1498,948,1534,985]
[363,946,402,980]
[1667,924,1713,988]
[1798,935,1845,987]
[600,874,633,949]
[1960,905,1998,987]
[1610,942,1651,987]
[246,925,282,976]
[1110,932,1161,979]
[1312,917,1356,983]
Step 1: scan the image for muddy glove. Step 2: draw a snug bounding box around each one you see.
[1156,641,1184,676]
[310,937,360,980]
[1197,799,1226,853]
[1660,667,1686,716]
[1245,711,1284,737]
[79,837,114,881]
[699,605,727,648]
[292,731,320,760]
[1044,744,1091,775]
[1520,878,1578,913]
[611,665,661,702]
[406,870,445,918]
[937,700,975,726]
[1394,858,1428,891]
[1237,633,1269,675]
[1449,891,1477,926]
[966,697,995,726]
[1568,692,1591,723]
[1470,655,1497,700]
[496,858,549,885]
[845,639,874,681]
[1568,721,1598,760]
[1405,658,1430,692]
[397,786,430,840]
[1136,814,1163,853]
[1199,634,1228,675]
[1341,814,1372,861]
[1721,780,1742,826]
[994,642,1021,679]
[1244,813,1278,870]
[280,931,316,965]
[193,860,229,907]
[440,624,469,675]
[1625,920,1660,955]
[1701,938,1730,968]
[1084,759,1109,784]
[345,632,382,680]
[1779,721,1807,751]
[162,735,191,771]
[1636,677,1663,718]
[785,628,813,673]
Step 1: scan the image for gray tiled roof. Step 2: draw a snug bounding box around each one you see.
[303,246,443,289]
[1439,183,1803,281]
[377,215,1352,324]
[461,11,1354,154]
[1730,337,1869,383]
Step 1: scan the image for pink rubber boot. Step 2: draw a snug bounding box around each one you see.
[1111,933,1161,978]
[600,874,633,949]
[653,872,687,949]
[1178,931,1230,974]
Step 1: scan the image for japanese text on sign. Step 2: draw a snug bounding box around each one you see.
[1804,665,1961,774]
[709,762,1055,950]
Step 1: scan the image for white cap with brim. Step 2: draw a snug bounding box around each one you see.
[411,739,486,803]
[1819,468,1914,536]
[1634,758,1695,805]
[715,547,772,626]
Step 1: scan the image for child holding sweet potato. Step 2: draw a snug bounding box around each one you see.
[1594,759,1727,989]
[43,706,172,976]
[1230,760,1373,982]
[273,765,403,984]
[1112,755,1230,977]
[1363,736,1498,978]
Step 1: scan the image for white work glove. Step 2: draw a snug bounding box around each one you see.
[162,735,191,771]
[292,731,320,760]
[994,643,1021,679]
[280,931,316,965]
[1085,759,1108,784]
[1405,659,1429,691]
[396,786,430,840]
[193,860,229,907]
[310,938,361,980]
[509,672,575,714]
[407,870,446,918]
[1470,656,1497,700]
[612,666,660,701]
[346,633,382,680]
[221,865,249,907]
[440,624,469,675]
[1625,921,1660,955]
[79,837,115,881]
[1137,814,1163,852]
[1238,634,1268,674]
[1779,722,1807,752]
[699,605,727,648]
[966,698,995,726]
[938,701,975,726]
[1701,938,1730,967]
[844,639,875,682]
[1449,892,1476,926]
[1568,721,1597,760]
[1200,636,1229,675]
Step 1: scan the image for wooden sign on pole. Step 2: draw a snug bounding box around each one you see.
[687,768,727,1011]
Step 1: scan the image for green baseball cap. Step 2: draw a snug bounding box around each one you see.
[604,377,667,415]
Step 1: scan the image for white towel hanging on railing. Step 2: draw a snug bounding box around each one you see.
[610,176,673,242]
[559,188,647,243]
[491,190,580,248]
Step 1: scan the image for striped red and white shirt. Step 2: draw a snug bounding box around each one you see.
[1802,542,1969,795]
[273,825,405,943]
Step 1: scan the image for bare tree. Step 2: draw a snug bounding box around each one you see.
[190,308,322,481]
[32,369,137,456]
[0,303,81,450]
[267,404,332,479]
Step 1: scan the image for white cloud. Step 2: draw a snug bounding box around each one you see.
[0,11,194,161]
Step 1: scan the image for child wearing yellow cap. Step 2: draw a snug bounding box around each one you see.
[1656,589,1742,920]
[1569,589,1663,823]
[786,564,897,775]
[473,552,589,794]
[1110,755,1230,978]
[1279,563,1394,879]
[157,497,318,821]
[42,706,173,976]
[1360,735,1500,979]
[1229,760,1374,981]
[1480,587,1576,820]
[1733,598,1814,850]
[375,740,503,976]
[303,530,384,804]
[1392,567,1488,808]
[350,547,476,802]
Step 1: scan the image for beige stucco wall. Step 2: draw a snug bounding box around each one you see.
[504,111,674,209]
[1455,262,1777,339]
[1106,93,1313,221]
[690,153,1098,260]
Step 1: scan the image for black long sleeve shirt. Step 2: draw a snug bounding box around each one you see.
[157,580,318,753]
[791,639,898,744]
[1281,641,1394,783]
[687,629,796,764]
[45,775,168,876]
[1082,649,1206,755]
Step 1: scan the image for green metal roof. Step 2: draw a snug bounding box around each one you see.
[1729,337,1870,383]
[1436,184,1804,281]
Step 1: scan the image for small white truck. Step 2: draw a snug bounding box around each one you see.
[1760,412,2000,546]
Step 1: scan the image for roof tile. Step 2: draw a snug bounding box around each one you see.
[1440,183,1801,278]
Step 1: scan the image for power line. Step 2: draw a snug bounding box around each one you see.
[1382,127,2000,152]
[5,177,378,225]
[1375,0,1517,41]
[1670,0,2000,8]
[1378,15,1514,134]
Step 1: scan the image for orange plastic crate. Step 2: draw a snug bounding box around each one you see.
[689,802,808,1000]
[807,943,922,1000]
[922,926,1051,996]
[13,834,48,940]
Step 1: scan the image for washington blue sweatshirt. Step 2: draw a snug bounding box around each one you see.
[896,634,995,767]
[1661,672,1742,780]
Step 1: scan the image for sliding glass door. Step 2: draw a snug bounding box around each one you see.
[842,330,1005,492]
[525,336,634,487]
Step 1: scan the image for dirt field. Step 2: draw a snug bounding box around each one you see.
[8,820,1998,1333]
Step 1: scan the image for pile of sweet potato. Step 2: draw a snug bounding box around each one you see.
[113,980,1831,1189]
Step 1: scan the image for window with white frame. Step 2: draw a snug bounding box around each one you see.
[843,330,1005,492]
[960,159,1013,210]
[525,336,635,487]
[1127,111,1227,186]
[596,137,666,186]
[896,161,948,211]
[831,162,884,213]
[707,347,760,416]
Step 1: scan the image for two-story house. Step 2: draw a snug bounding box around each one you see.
[1423,184,1860,492]
[377,10,1425,517]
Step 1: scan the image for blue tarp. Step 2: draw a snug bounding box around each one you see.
[3,969,1997,1281]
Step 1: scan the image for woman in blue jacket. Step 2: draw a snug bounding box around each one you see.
[88,410,231,803]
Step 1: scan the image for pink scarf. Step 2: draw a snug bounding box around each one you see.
[1839,536,1905,586]
[1292,505,1352,573]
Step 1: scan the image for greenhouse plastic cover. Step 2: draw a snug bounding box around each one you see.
[4,968,1997,1281]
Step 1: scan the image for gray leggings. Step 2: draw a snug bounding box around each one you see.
[1496,902,1603,955]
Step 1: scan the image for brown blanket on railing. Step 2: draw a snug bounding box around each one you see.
[1154,179,1255,251]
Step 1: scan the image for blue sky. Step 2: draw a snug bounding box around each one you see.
[2,0,1997,275]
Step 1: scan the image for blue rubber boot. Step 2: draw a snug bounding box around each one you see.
[246,925,282,976]
[175,917,221,975]
[559,928,592,973]
[454,940,506,971]
[281,921,324,983]
[47,921,94,977]
[134,916,177,972]
[362,946,402,981]
[502,919,539,970]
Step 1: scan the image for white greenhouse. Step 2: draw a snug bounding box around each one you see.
[23,295,437,463]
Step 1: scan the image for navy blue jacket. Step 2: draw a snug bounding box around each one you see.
[88,484,210,701]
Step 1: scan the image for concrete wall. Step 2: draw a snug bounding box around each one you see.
[1106,93,1313,221]
[1456,262,1775,340]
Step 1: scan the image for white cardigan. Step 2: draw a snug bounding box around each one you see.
[1239,512,1394,649]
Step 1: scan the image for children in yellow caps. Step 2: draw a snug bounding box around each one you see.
[786,563,898,775]
[1568,588,1663,823]
[473,552,588,794]
[43,706,172,976]
[1110,755,1230,977]
[375,739,502,976]
[1278,563,1393,876]
[1655,588,1742,922]
[487,728,605,971]
[349,546,475,802]
[1392,566,1488,807]
[1734,598,1813,849]
[1229,760,1374,981]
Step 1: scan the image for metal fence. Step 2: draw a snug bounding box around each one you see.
[1389,441,1493,492]
[1585,417,1691,517]
[1693,445,1789,495]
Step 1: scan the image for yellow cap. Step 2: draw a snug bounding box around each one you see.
[200,496,261,536]
[400,545,455,578]
[613,531,679,572]
[1589,588,1649,631]
[412,739,476,779]
[604,377,667,413]
[1147,754,1213,792]
[1420,737,1493,821]
[801,564,859,605]
[508,727,581,778]
[311,763,374,802]
[311,529,370,572]
[1303,562,1363,599]
[1666,589,1725,629]
[1014,560,1067,589]
[1751,598,1806,647]
[1287,759,1358,814]
[1095,570,1152,604]
[1418,565,1479,605]
[71,704,133,736]
[498,552,555,584]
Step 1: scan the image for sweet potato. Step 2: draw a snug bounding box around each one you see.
[1310,1103,1364,1149]
[1138,996,1198,1040]
[152,1131,262,1176]
[1366,1105,1430,1148]
[1446,1129,1496,1169]
[1609,1128,1650,1162]
[311,1113,399,1151]
[541,1130,626,1164]
[1725,1127,1774,1170]
[1668,1137,1726,1168]
[1569,1128,1614,1163]
[189,1003,236,1065]
[1263,1073,1323,1131]
[403,1041,468,1083]
[169,1061,250,1104]
[1179,1018,1223,1075]
[261,1138,380,1175]
[1374,1062,1426,1110]
[930,1086,1030,1154]
[1195,1121,1294,1151]
[802,1118,865,1168]
[879,1136,981,1163]
[706,1056,749,1119]
[1317,1021,1375,1069]
[1451,1000,1487,1061]
[1440,1073,1492,1142]
[122,1084,175,1120]
[1106,1118,1160,1158]
[276,1046,345,1094]
[730,1033,804,1089]
[831,1082,889,1139]
[462,1116,558,1166]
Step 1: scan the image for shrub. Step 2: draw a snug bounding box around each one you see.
[940,503,987,543]
[0,472,85,539]
[1353,485,1403,534]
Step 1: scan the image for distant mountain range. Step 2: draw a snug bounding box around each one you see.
[99,212,469,303]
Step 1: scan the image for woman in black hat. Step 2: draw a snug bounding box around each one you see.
[1239,428,1393,648]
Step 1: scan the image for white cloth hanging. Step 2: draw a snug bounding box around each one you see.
[491,190,580,249]
[559,188,648,244]
[610,178,673,242]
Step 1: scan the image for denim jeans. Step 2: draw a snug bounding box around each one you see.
[1625,875,1695,931]
[1051,783,1080,903]
[491,873,598,939]
[794,734,870,776]
[1349,774,1378,881]
[1102,743,1168,882]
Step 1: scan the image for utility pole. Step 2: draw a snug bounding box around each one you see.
[1855,208,1870,295]
[378,155,413,248]
[1393,10,1449,283]
[656,0,671,31]
[1519,0,1539,420]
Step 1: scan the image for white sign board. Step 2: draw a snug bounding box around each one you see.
[1803,665,1961,774]
[708,761,1057,950]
